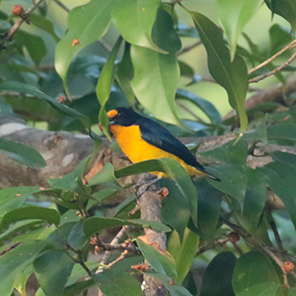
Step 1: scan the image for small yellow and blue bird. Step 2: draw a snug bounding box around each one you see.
[102,107,220,181]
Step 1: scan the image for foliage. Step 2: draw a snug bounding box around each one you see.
[0,0,296,295]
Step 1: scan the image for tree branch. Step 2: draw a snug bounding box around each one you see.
[248,39,296,75]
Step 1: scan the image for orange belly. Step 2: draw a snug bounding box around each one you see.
[110,124,205,178]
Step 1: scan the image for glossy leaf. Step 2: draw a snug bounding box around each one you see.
[191,12,248,135]
[0,81,91,128]
[200,252,236,296]
[111,0,162,51]
[258,162,296,229]
[130,45,181,126]
[97,36,123,140]
[217,0,262,60]
[0,186,49,217]
[55,0,113,93]
[151,7,182,54]
[207,165,248,206]
[88,163,123,190]
[0,240,48,289]
[115,158,198,233]
[83,217,171,236]
[15,30,47,66]
[195,179,222,239]
[1,207,60,226]
[63,279,95,296]
[167,228,199,283]
[265,0,296,32]
[242,167,267,233]
[34,251,75,296]
[176,89,221,124]
[0,138,46,169]
[232,251,283,295]
[116,42,135,105]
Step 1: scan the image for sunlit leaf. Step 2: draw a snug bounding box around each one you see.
[97,36,123,140]
[111,0,162,52]
[190,11,248,135]
[55,0,113,94]
[130,45,181,126]
[217,0,262,60]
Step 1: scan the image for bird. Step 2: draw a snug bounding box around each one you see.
[101,107,220,181]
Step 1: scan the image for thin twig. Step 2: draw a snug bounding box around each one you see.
[53,0,70,12]
[249,51,296,83]
[266,209,284,251]
[65,242,93,277]
[95,226,128,273]
[177,40,202,56]
[0,242,21,256]
[248,39,296,75]
[176,100,204,122]
[8,0,45,38]
[107,250,129,268]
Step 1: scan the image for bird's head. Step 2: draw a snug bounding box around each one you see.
[106,107,141,126]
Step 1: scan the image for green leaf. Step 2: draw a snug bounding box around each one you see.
[115,158,198,233]
[111,0,162,52]
[14,30,47,66]
[130,45,181,126]
[258,162,296,229]
[143,271,193,296]
[267,124,296,142]
[269,151,296,165]
[1,207,60,226]
[265,0,296,32]
[232,251,284,295]
[63,279,95,296]
[34,250,75,296]
[97,36,123,140]
[0,81,91,129]
[151,7,182,54]
[167,228,199,283]
[116,43,135,105]
[176,89,221,124]
[236,282,282,296]
[195,179,222,239]
[83,217,171,236]
[30,14,60,42]
[88,163,123,190]
[269,24,292,55]
[190,11,248,135]
[0,186,49,217]
[200,252,236,296]
[55,0,113,94]
[0,240,48,289]
[207,165,248,206]
[0,138,46,169]
[217,0,262,60]
[241,167,267,233]
[201,139,248,165]
[137,238,177,279]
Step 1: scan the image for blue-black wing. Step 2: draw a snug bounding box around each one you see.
[138,117,206,172]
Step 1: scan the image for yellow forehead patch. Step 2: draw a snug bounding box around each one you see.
[107,109,118,118]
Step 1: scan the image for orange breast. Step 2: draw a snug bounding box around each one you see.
[110,124,206,178]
